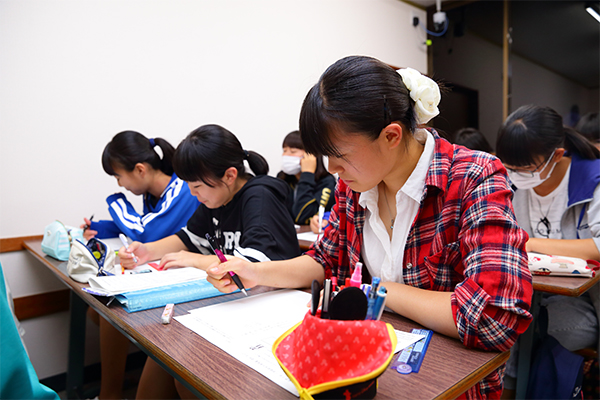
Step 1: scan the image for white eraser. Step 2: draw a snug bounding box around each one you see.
[161,303,174,324]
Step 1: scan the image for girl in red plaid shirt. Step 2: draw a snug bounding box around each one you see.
[208,56,533,399]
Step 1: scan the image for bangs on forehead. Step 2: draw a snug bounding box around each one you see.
[300,86,345,158]
[282,132,304,150]
[173,139,220,187]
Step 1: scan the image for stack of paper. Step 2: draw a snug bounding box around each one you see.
[83,266,230,312]
[85,267,206,296]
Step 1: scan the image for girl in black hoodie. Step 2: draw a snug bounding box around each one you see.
[120,124,300,270]
[126,124,301,399]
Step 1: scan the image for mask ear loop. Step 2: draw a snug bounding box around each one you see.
[539,149,558,178]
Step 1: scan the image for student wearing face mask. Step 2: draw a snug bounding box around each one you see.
[277,130,336,226]
[496,104,600,393]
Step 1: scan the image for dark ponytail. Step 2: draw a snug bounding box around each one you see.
[496,104,599,167]
[245,150,269,177]
[173,124,269,187]
[575,112,600,144]
[564,126,600,159]
[102,131,175,176]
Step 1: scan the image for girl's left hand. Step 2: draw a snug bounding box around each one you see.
[159,250,203,271]
[300,153,317,173]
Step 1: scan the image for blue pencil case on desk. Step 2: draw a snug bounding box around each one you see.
[115,279,229,313]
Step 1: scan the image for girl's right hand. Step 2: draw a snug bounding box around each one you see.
[309,214,328,234]
[118,241,148,269]
[80,218,97,240]
[206,258,259,293]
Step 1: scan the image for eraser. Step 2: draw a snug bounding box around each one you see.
[161,303,174,324]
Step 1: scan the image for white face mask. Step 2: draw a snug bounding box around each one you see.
[507,151,557,190]
[281,155,302,175]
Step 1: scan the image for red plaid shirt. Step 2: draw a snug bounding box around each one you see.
[306,133,533,399]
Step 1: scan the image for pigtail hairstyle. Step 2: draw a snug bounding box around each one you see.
[299,55,418,158]
[496,105,599,167]
[173,124,269,187]
[102,130,175,176]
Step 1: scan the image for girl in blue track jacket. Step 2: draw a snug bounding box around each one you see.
[80,130,199,400]
[81,131,198,242]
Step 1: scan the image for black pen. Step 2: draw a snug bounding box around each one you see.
[84,214,94,231]
[205,233,248,296]
[311,280,320,316]
[321,278,332,319]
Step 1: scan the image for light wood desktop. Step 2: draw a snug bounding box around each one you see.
[25,239,508,399]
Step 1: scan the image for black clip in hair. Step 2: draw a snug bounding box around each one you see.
[383,95,390,125]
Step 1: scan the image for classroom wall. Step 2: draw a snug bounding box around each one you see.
[432,29,597,147]
[0,0,427,379]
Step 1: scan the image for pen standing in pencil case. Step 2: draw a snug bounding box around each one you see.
[80,130,199,242]
[496,104,600,391]
[127,124,302,400]
[206,56,534,399]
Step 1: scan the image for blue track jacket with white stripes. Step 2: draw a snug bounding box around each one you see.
[90,174,199,242]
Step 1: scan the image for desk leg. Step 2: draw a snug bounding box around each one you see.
[515,291,542,400]
[66,291,87,399]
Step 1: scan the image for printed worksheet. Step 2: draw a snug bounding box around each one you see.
[177,290,309,395]
[296,231,319,242]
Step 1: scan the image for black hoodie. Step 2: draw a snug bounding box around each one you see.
[176,175,301,262]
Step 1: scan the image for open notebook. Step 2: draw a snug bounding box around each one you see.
[82,265,230,312]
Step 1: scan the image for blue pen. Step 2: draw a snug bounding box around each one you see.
[370,277,380,299]
[361,283,371,298]
[365,296,377,320]
[374,286,387,320]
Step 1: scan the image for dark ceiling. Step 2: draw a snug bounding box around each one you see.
[428,0,600,89]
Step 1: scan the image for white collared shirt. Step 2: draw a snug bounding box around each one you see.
[359,129,435,283]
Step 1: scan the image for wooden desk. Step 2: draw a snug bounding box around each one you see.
[297,225,315,251]
[25,239,508,399]
[515,273,600,399]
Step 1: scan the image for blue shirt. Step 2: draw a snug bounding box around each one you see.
[91,174,199,242]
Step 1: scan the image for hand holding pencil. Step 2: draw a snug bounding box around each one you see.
[205,234,248,296]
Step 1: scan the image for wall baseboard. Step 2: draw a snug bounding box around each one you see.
[1,235,70,320]
[13,289,70,320]
[0,235,43,253]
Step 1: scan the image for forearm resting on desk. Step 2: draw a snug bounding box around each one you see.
[257,255,325,288]
[207,255,325,292]
[527,238,600,261]
[384,282,459,339]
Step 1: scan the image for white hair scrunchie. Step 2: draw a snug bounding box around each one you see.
[397,67,441,125]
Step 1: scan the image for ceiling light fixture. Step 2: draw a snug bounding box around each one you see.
[586,4,600,23]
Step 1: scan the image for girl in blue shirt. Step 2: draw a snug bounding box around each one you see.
[81,131,198,400]
[81,130,198,242]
